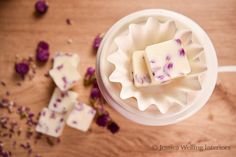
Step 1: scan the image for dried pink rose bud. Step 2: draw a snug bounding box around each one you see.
[93,34,103,50]
[107,121,119,134]
[36,41,50,62]
[35,0,48,14]
[15,60,30,77]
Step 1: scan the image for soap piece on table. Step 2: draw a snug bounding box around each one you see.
[49,61,81,91]
[66,102,96,132]
[53,53,79,68]
[144,39,191,85]
[132,50,151,87]
[48,87,78,113]
[36,108,66,137]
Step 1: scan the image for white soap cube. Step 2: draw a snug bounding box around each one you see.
[132,50,151,87]
[66,102,96,132]
[36,108,66,137]
[49,61,81,91]
[53,53,79,68]
[144,39,191,85]
[48,88,78,113]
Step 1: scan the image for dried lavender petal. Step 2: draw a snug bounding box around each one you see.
[165,55,171,61]
[75,103,84,111]
[157,75,165,80]
[167,63,173,69]
[0,80,6,87]
[56,64,63,70]
[175,38,181,45]
[66,18,72,25]
[179,48,185,56]
[150,59,156,64]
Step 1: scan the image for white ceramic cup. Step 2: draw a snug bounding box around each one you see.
[96,9,236,126]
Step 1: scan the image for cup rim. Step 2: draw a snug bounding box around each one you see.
[96,9,218,126]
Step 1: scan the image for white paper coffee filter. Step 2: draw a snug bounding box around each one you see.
[108,17,207,113]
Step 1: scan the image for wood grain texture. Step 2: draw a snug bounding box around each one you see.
[0,0,236,157]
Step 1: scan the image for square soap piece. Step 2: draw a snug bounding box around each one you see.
[66,102,96,132]
[132,50,151,87]
[49,61,81,91]
[53,53,79,68]
[48,88,78,113]
[144,39,191,85]
[36,108,66,137]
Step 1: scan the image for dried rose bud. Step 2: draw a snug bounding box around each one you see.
[36,41,50,62]
[93,34,103,50]
[35,0,48,14]
[15,60,30,77]
[84,67,96,86]
[107,121,119,134]
[90,87,100,100]
[86,67,95,77]
[96,114,109,127]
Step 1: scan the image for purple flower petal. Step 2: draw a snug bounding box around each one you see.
[157,75,165,80]
[66,18,72,25]
[75,103,84,111]
[179,48,185,56]
[175,39,181,45]
[165,55,171,61]
[167,63,173,69]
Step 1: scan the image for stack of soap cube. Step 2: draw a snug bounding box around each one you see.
[36,53,96,137]
[132,39,191,87]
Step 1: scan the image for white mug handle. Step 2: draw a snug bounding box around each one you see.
[218,66,236,73]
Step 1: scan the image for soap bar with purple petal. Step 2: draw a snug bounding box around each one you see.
[66,102,96,132]
[53,53,79,68]
[36,108,66,137]
[48,88,78,113]
[144,39,191,85]
[132,51,151,87]
[49,61,81,91]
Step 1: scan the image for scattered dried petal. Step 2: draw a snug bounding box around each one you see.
[66,18,72,25]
